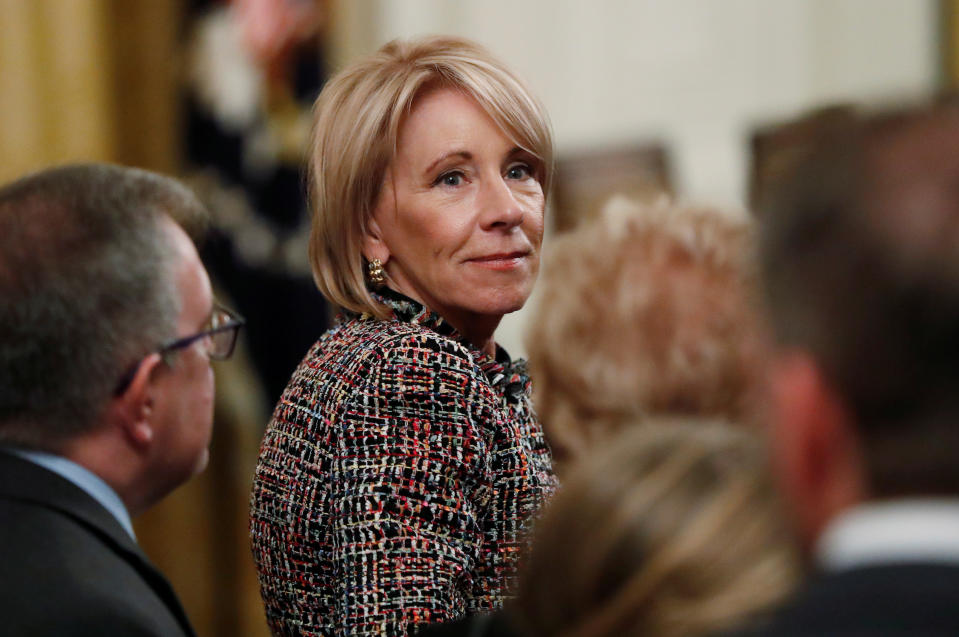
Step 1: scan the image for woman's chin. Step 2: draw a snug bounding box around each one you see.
[468,291,532,319]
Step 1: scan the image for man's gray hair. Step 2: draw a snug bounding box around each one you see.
[0,163,208,450]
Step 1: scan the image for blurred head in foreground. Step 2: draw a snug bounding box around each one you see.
[515,421,798,637]
[526,198,762,468]
[760,100,959,547]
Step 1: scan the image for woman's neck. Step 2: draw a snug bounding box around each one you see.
[445,311,500,358]
[382,285,501,357]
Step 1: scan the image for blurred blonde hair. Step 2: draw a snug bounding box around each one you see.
[526,197,760,466]
[308,35,553,318]
[514,421,799,637]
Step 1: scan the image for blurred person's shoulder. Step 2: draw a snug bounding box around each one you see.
[716,562,959,636]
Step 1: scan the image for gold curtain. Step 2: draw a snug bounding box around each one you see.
[0,0,180,183]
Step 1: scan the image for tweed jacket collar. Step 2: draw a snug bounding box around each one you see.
[367,288,532,402]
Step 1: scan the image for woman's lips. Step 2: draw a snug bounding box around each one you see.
[468,252,529,270]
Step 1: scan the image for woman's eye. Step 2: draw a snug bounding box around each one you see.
[506,163,532,180]
[435,171,464,187]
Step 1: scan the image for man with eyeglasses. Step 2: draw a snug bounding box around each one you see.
[0,163,243,636]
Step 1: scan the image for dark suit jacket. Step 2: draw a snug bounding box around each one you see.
[0,450,197,636]
[725,563,959,636]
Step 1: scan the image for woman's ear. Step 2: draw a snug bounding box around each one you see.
[362,215,390,264]
[114,352,164,449]
[363,172,394,264]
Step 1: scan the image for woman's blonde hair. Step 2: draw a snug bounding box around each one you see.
[526,198,760,466]
[308,35,554,318]
[514,421,799,637]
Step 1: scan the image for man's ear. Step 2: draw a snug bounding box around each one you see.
[114,352,164,449]
[769,350,866,549]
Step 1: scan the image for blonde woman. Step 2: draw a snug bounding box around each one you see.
[249,36,557,636]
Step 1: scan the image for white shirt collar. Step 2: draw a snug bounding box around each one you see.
[7,447,136,541]
[816,499,959,572]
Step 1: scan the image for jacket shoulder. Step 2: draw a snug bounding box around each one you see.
[0,495,193,637]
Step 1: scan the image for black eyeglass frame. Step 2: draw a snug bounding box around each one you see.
[157,304,245,362]
[113,303,245,396]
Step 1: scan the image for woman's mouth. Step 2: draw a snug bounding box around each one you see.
[468,252,529,270]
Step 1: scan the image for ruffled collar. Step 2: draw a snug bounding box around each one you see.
[364,288,532,402]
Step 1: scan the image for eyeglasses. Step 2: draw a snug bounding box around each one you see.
[113,303,245,396]
[158,304,245,362]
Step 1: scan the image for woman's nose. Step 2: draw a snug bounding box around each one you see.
[479,177,524,230]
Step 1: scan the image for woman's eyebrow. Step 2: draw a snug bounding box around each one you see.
[424,150,472,175]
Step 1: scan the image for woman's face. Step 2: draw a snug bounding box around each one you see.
[366,86,546,340]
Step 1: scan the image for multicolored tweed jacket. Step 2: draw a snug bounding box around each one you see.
[250,291,557,636]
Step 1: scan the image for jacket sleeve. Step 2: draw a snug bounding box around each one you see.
[329,332,495,636]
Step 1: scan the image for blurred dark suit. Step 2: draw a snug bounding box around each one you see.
[731,563,959,636]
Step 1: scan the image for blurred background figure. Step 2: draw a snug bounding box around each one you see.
[526,197,762,471]
[183,0,330,406]
[181,3,334,635]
